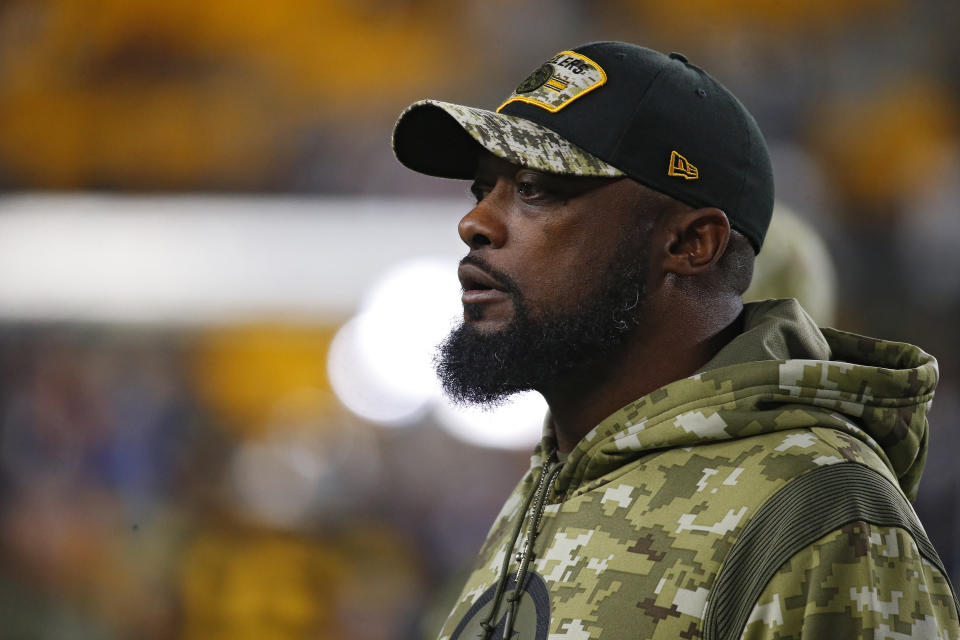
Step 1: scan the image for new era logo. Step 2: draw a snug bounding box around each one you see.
[668,151,699,180]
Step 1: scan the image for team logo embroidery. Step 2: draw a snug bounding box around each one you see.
[497,51,607,113]
[515,64,554,94]
[449,572,551,640]
[668,150,699,180]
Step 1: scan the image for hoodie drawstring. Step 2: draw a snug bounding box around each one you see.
[480,455,563,639]
[502,461,563,639]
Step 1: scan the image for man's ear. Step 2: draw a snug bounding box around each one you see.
[660,207,731,275]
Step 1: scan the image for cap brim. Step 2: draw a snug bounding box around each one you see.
[392,99,624,179]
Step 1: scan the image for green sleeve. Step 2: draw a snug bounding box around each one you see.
[739,522,960,640]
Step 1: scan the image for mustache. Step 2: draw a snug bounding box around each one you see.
[458,254,522,297]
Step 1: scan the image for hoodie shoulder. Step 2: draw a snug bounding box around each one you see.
[556,300,938,502]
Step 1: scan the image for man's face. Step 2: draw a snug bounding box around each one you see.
[435,152,664,405]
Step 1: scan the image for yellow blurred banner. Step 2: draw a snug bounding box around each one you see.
[0,0,460,188]
[192,324,337,437]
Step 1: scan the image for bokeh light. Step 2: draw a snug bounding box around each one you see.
[327,258,546,449]
[435,391,546,451]
[327,258,459,426]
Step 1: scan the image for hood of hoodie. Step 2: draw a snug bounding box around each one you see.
[536,298,938,502]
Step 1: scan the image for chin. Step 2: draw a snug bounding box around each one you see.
[463,303,515,329]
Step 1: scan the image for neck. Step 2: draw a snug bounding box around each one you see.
[542,298,744,454]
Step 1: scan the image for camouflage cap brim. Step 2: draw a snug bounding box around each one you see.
[392,99,624,179]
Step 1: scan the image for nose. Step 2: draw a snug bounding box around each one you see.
[458,190,507,250]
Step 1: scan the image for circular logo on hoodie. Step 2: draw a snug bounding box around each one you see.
[449,571,551,640]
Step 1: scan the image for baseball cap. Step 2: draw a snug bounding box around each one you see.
[392,41,775,252]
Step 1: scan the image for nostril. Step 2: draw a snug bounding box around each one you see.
[472,233,491,247]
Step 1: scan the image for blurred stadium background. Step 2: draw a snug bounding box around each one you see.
[1,1,958,638]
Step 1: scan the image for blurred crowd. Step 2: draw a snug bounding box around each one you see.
[0,325,530,638]
[1,0,959,638]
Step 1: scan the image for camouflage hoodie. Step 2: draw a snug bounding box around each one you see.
[438,299,959,640]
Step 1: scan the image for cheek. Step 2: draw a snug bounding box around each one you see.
[549,224,623,272]
[517,239,617,308]
[505,212,637,309]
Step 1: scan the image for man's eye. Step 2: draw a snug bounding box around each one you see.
[517,182,546,200]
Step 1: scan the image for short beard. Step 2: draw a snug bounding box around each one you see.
[435,238,648,407]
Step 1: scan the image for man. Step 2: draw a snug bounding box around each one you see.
[392,42,959,639]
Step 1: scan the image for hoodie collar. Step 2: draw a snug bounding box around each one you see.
[535,299,937,502]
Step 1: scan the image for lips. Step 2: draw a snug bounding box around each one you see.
[458,262,510,306]
[458,263,506,292]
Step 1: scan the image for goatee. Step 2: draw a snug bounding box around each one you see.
[435,240,648,406]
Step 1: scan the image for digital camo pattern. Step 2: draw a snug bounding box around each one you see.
[437,299,955,639]
[740,524,958,640]
[405,99,624,177]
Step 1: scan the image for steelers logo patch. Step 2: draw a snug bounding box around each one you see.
[498,50,607,114]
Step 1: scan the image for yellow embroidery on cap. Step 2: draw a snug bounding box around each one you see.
[668,151,699,180]
[545,77,568,91]
[496,51,607,114]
